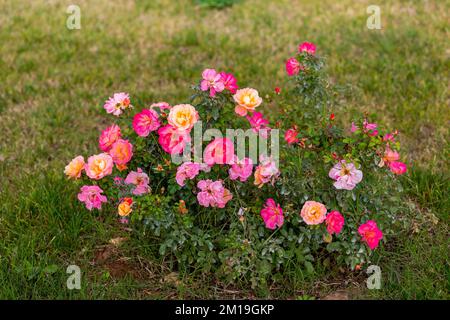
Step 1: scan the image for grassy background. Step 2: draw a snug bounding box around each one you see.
[0,0,448,299]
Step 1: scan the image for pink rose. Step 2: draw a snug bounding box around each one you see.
[200,69,225,97]
[219,72,238,94]
[77,185,107,210]
[197,179,232,208]
[103,92,132,116]
[150,102,171,111]
[109,139,133,165]
[124,168,150,195]
[85,153,114,180]
[358,220,383,250]
[99,124,121,152]
[388,161,407,175]
[158,124,191,155]
[325,210,344,235]
[254,155,280,188]
[284,128,299,145]
[286,57,301,76]
[383,133,395,142]
[203,138,235,166]
[298,41,316,54]
[132,109,160,137]
[260,198,284,230]
[176,162,201,186]
[363,119,378,136]
[228,156,253,182]
[247,112,270,138]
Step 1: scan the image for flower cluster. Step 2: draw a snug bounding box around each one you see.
[285,41,316,76]
[65,41,409,277]
[351,119,408,175]
[200,69,238,97]
[66,68,280,217]
[197,179,232,208]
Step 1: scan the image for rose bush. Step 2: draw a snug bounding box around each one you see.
[65,42,410,290]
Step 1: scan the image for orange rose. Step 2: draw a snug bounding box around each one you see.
[64,155,85,179]
[300,201,327,225]
[233,88,262,116]
[167,104,199,132]
[118,198,133,217]
[109,139,133,165]
[383,148,399,163]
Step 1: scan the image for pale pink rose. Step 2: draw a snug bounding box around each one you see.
[301,201,327,225]
[260,198,284,230]
[197,179,232,208]
[150,102,171,110]
[328,160,363,190]
[158,124,191,155]
[286,57,301,76]
[109,139,133,165]
[99,124,121,152]
[358,220,383,250]
[284,128,299,145]
[175,162,201,186]
[254,155,280,188]
[85,153,113,180]
[389,161,407,175]
[203,138,235,166]
[298,41,316,54]
[228,156,253,182]
[64,155,85,179]
[77,185,107,210]
[325,210,344,235]
[124,168,150,195]
[247,112,270,138]
[219,72,238,94]
[132,109,160,137]
[350,122,359,133]
[200,69,225,97]
[233,88,262,116]
[167,104,199,132]
[103,92,132,116]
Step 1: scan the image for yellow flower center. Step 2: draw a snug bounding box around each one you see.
[96,159,106,170]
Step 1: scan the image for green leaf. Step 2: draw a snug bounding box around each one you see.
[43,264,58,274]
[304,261,314,274]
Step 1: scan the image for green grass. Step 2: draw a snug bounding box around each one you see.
[0,0,448,299]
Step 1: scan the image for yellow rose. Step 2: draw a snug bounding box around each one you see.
[167,104,199,131]
[118,198,133,217]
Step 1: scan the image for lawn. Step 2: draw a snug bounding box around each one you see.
[0,0,448,299]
